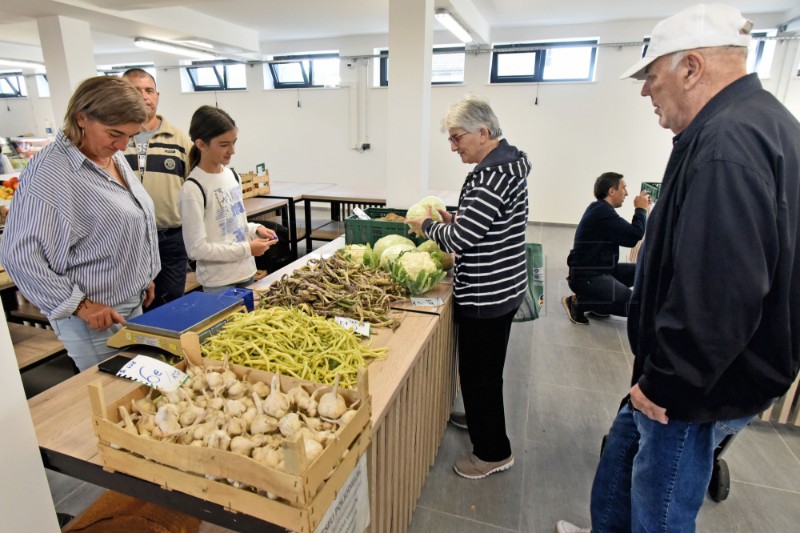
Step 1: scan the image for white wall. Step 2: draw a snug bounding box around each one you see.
[2,12,797,225]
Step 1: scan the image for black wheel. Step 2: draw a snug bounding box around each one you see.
[708,458,730,502]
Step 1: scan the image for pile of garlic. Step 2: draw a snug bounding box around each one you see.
[118,364,359,474]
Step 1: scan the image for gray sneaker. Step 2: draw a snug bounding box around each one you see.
[449,412,468,429]
[453,453,514,479]
[556,520,590,533]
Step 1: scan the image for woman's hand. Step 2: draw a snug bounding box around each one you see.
[437,208,454,224]
[406,205,432,237]
[76,299,127,330]
[142,282,156,308]
[256,225,278,240]
[250,238,276,257]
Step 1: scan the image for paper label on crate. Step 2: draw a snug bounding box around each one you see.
[352,207,371,220]
[411,297,444,307]
[334,317,371,337]
[116,355,188,393]
[315,455,369,533]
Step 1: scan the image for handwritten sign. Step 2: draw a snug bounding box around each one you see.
[411,297,444,307]
[116,355,188,393]
[334,317,371,337]
[315,455,369,533]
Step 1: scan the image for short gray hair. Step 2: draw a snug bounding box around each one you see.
[441,95,502,139]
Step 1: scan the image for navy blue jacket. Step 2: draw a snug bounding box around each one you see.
[567,200,646,277]
[629,74,800,422]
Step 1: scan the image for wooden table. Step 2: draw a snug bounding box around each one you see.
[300,185,388,252]
[9,322,64,370]
[262,181,335,259]
[29,239,457,533]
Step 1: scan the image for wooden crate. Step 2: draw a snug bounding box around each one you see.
[241,170,271,199]
[89,364,370,532]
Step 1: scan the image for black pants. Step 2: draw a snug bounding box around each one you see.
[147,227,188,310]
[568,263,635,317]
[457,306,517,462]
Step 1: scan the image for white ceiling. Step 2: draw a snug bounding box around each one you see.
[1,0,799,61]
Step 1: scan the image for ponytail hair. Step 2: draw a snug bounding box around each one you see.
[188,105,237,170]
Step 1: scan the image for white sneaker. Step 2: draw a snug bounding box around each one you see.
[556,520,590,533]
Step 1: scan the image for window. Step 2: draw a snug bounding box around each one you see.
[642,31,776,78]
[747,31,777,78]
[185,61,246,91]
[268,53,339,89]
[378,46,466,86]
[490,40,597,83]
[35,74,50,97]
[0,72,26,98]
[98,64,156,79]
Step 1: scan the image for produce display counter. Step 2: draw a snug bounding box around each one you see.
[28,237,457,533]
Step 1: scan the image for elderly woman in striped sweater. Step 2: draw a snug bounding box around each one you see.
[407,95,530,480]
[2,76,160,371]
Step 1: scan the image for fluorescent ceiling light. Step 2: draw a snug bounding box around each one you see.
[435,9,472,43]
[0,57,45,70]
[134,38,218,60]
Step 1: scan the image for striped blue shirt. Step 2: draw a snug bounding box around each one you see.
[423,139,530,318]
[1,130,160,320]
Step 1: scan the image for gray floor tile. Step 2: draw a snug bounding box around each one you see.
[528,314,625,365]
[520,439,596,533]
[416,429,525,531]
[53,481,107,517]
[527,382,619,455]
[773,423,800,462]
[697,481,800,532]
[408,506,517,533]
[723,420,800,492]
[529,341,630,395]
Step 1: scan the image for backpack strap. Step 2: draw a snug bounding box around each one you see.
[231,168,240,184]
[186,177,206,208]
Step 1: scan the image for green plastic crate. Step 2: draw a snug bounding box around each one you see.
[344,207,427,247]
[641,182,662,202]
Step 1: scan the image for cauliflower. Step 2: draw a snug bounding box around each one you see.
[337,244,379,268]
[406,196,447,237]
[389,250,446,295]
[379,243,416,270]
[417,240,453,270]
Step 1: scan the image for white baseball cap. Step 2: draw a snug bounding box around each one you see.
[620,3,753,80]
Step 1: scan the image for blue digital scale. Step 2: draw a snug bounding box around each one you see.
[106,291,248,356]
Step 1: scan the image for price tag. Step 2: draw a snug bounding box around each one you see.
[116,355,188,393]
[334,317,371,337]
[352,207,371,220]
[411,297,444,307]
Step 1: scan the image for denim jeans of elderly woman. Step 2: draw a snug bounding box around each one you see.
[589,402,753,533]
[50,293,144,372]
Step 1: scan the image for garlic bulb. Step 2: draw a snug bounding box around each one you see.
[318,375,347,420]
[263,375,290,418]
[279,413,302,438]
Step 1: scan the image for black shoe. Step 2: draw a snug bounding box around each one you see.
[449,412,468,429]
[586,310,610,318]
[562,295,589,325]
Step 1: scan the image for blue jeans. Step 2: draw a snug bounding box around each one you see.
[590,402,752,533]
[203,276,254,294]
[50,293,144,371]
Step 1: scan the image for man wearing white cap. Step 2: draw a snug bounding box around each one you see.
[558,4,800,533]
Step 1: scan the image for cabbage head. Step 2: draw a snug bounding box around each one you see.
[373,234,416,259]
[417,240,453,270]
[337,244,379,269]
[406,195,446,222]
[389,249,447,295]
[379,243,416,270]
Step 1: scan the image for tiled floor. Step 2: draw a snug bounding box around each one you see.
[43,223,800,532]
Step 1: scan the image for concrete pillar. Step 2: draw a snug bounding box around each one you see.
[385,0,433,208]
[37,16,97,128]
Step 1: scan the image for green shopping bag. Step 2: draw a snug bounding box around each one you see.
[513,242,544,322]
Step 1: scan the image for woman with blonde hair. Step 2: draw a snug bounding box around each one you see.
[2,76,160,371]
